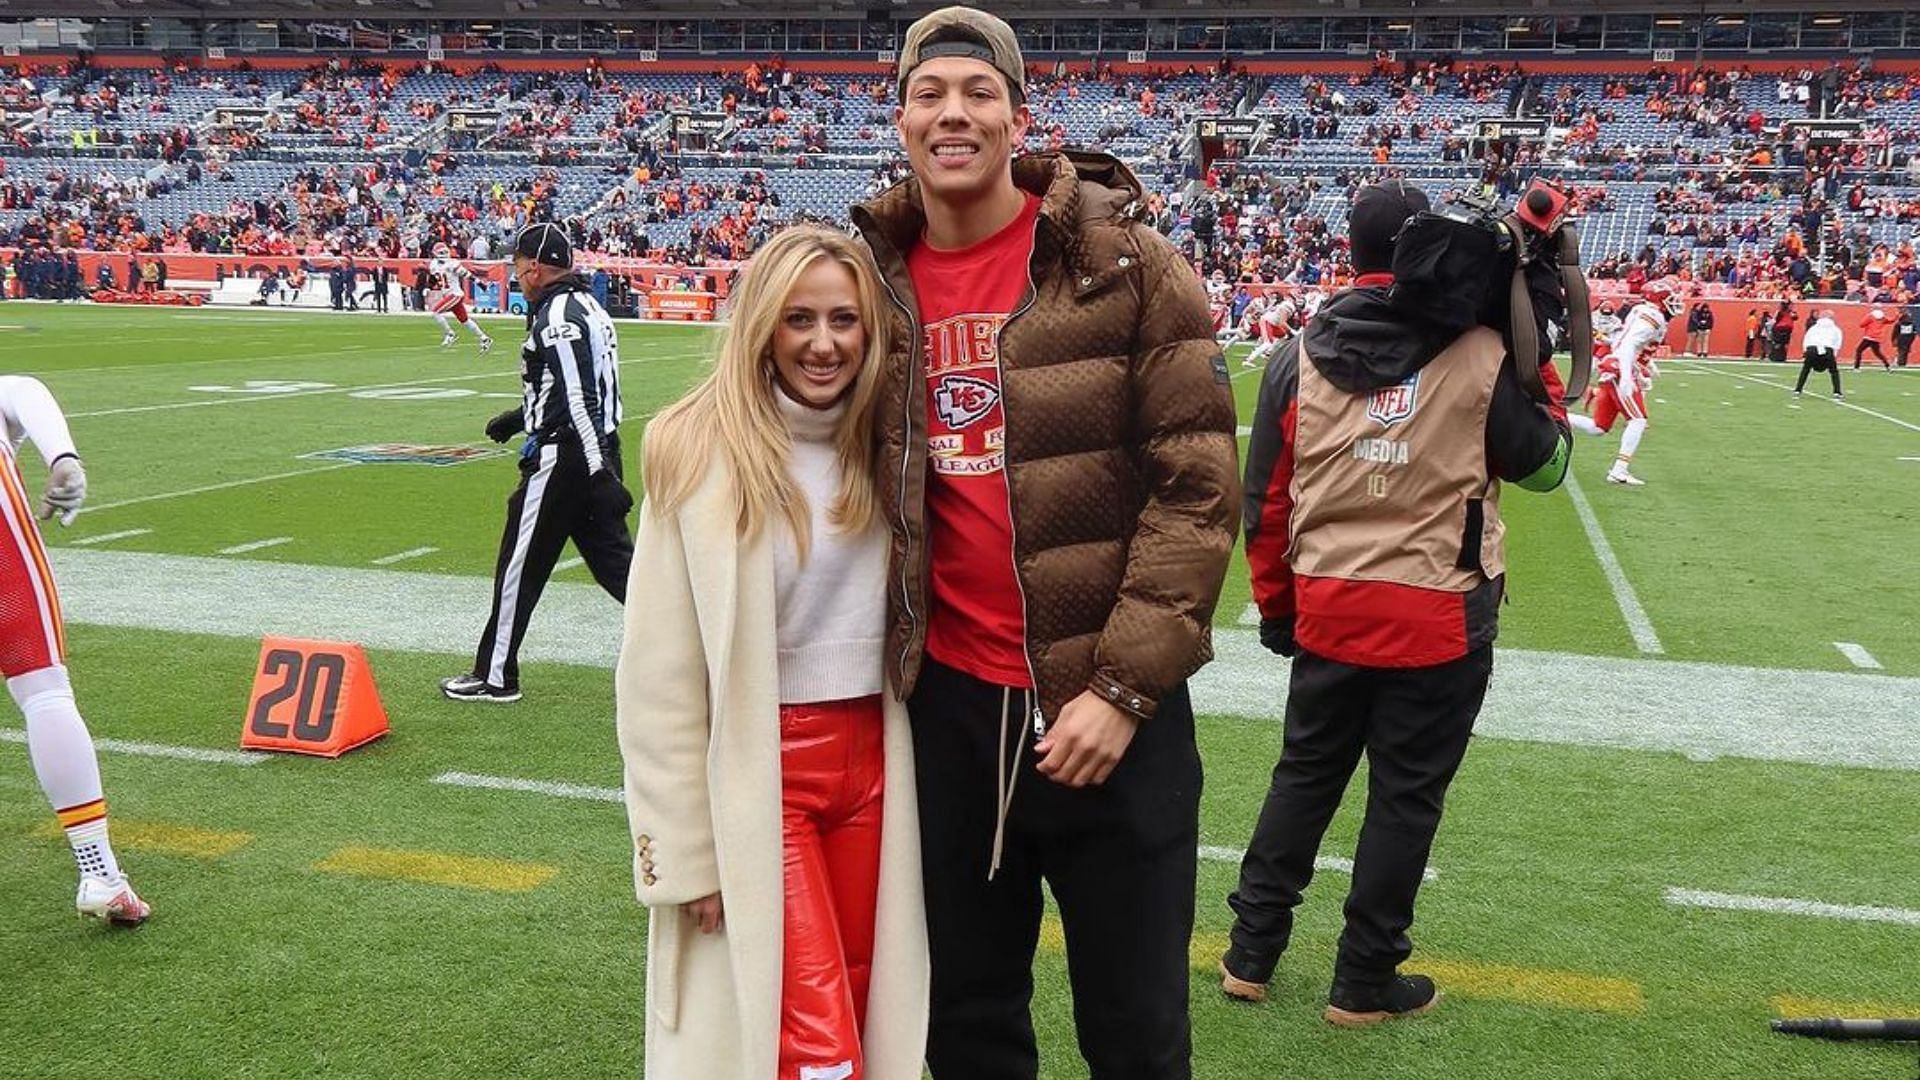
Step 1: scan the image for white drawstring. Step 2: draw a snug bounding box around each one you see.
[988,687,1031,881]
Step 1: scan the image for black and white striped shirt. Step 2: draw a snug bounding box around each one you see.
[521,279,622,474]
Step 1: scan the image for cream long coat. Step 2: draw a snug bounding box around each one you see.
[615,454,928,1079]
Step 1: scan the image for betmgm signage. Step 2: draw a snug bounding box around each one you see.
[1193,115,1265,169]
[672,111,730,151]
[448,109,502,134]
[211,106,274,128]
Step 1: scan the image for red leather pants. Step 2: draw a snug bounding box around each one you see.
[779,695,885,1080]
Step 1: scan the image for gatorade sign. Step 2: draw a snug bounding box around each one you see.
[240,636,390,757]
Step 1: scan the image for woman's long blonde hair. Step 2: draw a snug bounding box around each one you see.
[642,225,890,558]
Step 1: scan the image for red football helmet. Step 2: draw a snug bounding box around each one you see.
[1640,279,1681,317]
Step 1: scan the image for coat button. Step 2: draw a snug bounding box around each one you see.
[637,834,651,845]
[642,873,657,886]
[1080,275,1093,286]
[1106,686,1119,700]
[1129,696,1142,710]
[1118,256,1133,268]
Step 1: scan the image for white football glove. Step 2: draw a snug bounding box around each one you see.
[40,455,86,527]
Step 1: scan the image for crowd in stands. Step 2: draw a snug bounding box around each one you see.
[4,55,1920,310]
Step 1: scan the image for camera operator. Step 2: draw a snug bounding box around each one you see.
[1220,181,1572,1024]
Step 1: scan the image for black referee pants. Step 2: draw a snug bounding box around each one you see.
[1227,645,1489,988]
[909,658,1201,1080]
[1795,348,1843,396]
[470,436,631,690]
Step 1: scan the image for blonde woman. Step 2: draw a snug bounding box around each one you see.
[617,225,927,1080]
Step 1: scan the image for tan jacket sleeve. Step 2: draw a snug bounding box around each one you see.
[1089,226,1241,719]
[616,496,721,907]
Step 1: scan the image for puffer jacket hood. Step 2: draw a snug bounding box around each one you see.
[1301,284,1459,394]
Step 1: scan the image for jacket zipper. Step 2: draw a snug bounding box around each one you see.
[1000,220,1047,739]
[872,266,923,692]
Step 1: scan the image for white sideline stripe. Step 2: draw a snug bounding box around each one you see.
[1562,471,1664,655]
[1834,642,1883,670]
[1664,887,1920,927]
[1238,602,1261,626]
[1900,456,1920,463]
[1679,363,1920,434]
[432,771,621,803]
[1235,425,1254,437]
[555,556,585,572]
[371,546,438,566]
[218,536,293,555]
[65,351,706,420]
[1199,844,1440,882]
[42,549,1920,772]
[79,462,361,516]
[0,728,268,767]
[69,528,151,546]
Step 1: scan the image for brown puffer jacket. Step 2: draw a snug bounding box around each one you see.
[852,150,1240,724]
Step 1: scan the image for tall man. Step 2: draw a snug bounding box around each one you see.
[852,9,1239,1077]
[441,224,632,702]
[1224,181,1571,1023]
[0,375,149,925]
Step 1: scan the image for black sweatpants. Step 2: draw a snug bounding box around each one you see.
[1897,336,1914,368]
[909,658,1202,1080]
[470,436,631,689]
[1795,348,1843,396]
[1853,339,1889,369]
[1227,645,1490,987]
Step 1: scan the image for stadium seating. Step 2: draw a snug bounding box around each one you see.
[3,57,1918,305]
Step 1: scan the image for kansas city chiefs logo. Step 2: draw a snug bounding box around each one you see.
[934,375,1000,430]
[1366,371,1422,428]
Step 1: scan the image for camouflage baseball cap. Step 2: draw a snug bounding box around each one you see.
[897,6,1026,105]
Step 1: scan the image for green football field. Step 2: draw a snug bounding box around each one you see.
[1,303,1917,1079]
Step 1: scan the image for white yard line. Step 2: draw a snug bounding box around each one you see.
[42,549,1920,772]
[77,462,361,516]
[0,728,269,767]
[1562,471,1664,655]
[218,536,294,555]
[554,556,585,572]
[1238,602,1261,626]
[68,528,152,546]
[1834,642,1883,670]
[65,351,705,420]
[1677,363,1920,435]
[431,771,622,803]
[1664,887,1920,927]
[1199,844,1440,882]
[371,546,439,566]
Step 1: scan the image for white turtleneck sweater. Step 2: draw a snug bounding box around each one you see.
[772,389,888,705]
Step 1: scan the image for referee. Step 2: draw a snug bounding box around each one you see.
[442,223,633,703]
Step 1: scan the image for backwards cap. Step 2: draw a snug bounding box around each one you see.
[897,7,1026,106]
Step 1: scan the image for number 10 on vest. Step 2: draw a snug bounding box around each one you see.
[240,636,390,757]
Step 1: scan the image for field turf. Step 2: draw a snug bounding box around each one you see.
[1,303,1917,1079]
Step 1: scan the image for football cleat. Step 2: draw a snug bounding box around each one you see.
[440,333,456,349]
[440,673,521,703]
[479,336,493,355]
[76,875,150,927]
[1606,469,1646,487]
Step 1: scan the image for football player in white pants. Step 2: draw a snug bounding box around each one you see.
[1243,293,1298,368]
[426,244,494,353]
[0,376,148,925]
[1569,281,1677,486]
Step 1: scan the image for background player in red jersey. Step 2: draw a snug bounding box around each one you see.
[0,375,149,926]
[425,243,494,353]
[1569,279,1678,486]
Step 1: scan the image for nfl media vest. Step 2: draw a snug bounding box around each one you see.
[1290,326,1508,593]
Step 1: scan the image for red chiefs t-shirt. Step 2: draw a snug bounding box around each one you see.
[907,195,1041,688]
